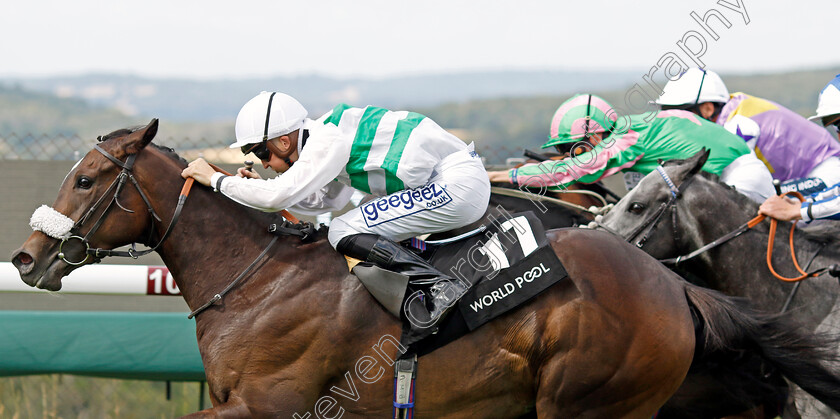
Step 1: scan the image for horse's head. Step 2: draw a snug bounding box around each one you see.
[11,119,163,290]
[598,149,710,258]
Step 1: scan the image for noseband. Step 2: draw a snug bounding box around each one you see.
[55,144,190,265]
[624,166,687,249]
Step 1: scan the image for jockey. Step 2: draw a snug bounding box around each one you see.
[486,93,775,202]
[759,75,840,222]
[182,92,490,326]
[656,68,840,195]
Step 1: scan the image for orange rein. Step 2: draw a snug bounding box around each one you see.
[749,191,820,282]
[188,162,302,224]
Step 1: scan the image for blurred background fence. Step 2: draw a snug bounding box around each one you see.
[0,132,530,167]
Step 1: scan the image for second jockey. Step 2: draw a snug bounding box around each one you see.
[656,68,840,195]
[487,93,774,202]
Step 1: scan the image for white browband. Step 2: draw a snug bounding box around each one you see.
[29,205,74,240]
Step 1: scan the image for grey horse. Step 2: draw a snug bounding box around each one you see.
[598,149,840,419]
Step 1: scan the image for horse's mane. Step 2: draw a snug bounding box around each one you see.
[97,127,139,142]
[695,171,757,209]
[148,142,189,166]
[97,126,189,166]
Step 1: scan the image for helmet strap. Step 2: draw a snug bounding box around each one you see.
[584,94,592,136]
[693,69,707,106]
[824,114,840,128]
[262,92,278,142]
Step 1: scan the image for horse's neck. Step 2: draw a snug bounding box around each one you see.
[683,182,840,313]
[135,154,346,312]
[682,184,760,247]
[685,183,835,264]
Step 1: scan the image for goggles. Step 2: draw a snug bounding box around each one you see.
[825,115,840,130]
[554,137,605,157]
[241,141,272,161]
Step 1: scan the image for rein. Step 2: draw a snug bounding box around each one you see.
[489,186,612,215]
[760,192,828,282]
[624,168,827,282]
[657,214,763,266]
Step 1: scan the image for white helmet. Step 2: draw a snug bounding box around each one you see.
[655,68,730,106]
[230,91,308,148]
[809,75,840,123]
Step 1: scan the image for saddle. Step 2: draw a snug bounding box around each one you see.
[352,211,568,351]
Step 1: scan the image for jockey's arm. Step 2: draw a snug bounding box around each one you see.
[802,184,840,222]
[487,170,510,183]
[759,183,840,222]
[211,131,352,212]
[510,159,607,190]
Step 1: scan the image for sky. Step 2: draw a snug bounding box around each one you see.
[0,0,836,80]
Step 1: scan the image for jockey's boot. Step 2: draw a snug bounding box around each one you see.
[337,233,468,324]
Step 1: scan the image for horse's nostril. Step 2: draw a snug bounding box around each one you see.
[12,251,34,274]
[16,252,33,266]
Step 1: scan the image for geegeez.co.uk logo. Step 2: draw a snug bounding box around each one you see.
[361,183,452,227]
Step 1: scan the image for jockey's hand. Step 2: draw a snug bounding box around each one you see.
[487,170,511,183]
[181,158,216,187]
[758,195,802,221]
[237,167,262,179]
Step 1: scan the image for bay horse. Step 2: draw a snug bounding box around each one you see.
[10,120,840,418]
[597,150,840,418]
[454,159,835,418]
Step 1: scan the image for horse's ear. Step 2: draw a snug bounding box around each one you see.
[687,148,710,177]
[124,118,159,155]
[670,148,709,184]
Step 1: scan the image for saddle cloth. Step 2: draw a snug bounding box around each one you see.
[355,211,569,353]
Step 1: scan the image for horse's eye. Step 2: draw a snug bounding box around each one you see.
[628,202,646,214]
[76,176,93,189]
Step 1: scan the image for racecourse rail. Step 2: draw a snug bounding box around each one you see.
[0,262,180,295]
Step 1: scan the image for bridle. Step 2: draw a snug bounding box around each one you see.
[57,142,311,319]
[58,144,191,265]
[623,166,690,249]
[615,166,830,282]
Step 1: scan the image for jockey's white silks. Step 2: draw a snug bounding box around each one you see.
[29,205,74,240]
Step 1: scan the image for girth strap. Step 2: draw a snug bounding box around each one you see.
[393,354,418,419]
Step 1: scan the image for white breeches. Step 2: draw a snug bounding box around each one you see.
[328,148,490,248]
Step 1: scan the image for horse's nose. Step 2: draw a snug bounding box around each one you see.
[11,248,35,276]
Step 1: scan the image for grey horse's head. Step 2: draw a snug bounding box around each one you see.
[598,149,714,259]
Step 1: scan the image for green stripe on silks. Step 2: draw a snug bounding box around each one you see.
[382,112,426,194]
[347,107,388,194]
[322,103,353,126]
